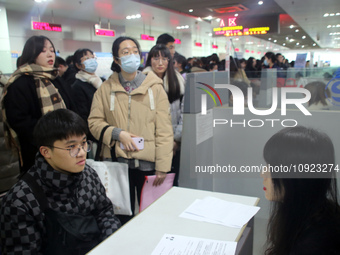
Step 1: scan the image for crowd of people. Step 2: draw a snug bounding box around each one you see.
[0,33,339,254]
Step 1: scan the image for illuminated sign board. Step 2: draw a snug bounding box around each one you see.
[212,15,279,37]
[212,44,218,49]
[95,28,115,37]
[174,39,182,44]
[195,42,202,47]
[141,34,154,41]
[31,21,62,32]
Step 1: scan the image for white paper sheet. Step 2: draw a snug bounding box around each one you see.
[151,234,237,255]
[196,109,213,145]
[179,197,260,228]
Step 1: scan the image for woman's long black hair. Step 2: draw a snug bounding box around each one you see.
[145,44,181,103]
[263,126,339,255]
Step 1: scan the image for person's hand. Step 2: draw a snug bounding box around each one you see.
[153,171,167,186]
[119,131,139,152]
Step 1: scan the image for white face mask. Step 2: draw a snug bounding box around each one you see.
[83,58,98,73]
[118,54,140,73]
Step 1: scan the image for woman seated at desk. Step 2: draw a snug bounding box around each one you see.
[261,126,340,255]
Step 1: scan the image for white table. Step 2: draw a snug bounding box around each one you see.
[88,187,259,255]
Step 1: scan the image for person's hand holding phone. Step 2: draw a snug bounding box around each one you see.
[119,131,139,152]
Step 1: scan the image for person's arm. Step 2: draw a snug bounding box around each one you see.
[173,98,183,143]
[88,83,116,147]
[91,171,121,240]
[153,87,173,185]
[72,81,92,121]
[0,197,43,254]
[4,76,40,141]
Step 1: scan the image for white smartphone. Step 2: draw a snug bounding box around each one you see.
[120,137,144,150]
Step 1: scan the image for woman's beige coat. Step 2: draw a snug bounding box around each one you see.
[88,71,173,172]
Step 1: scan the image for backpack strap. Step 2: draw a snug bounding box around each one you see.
[94,125,110,161]
[21,174,49,211]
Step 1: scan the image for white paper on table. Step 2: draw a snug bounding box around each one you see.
[180,197,260,228]
[151,234,237,255]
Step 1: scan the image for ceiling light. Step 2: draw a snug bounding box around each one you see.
[283,43,286,46]
[235,13,238,17]
[189,9,193,12]
[126,14,141,19]
[274,40,277,42]
[206,16,213,20]
[324,13,329,17]
[286,36,289,40]
[185,25,189,28]
[235,38,239,41]
[197,17,202,21]
[289,25,294,29]
[258,1,263,5]
[337,13,340,16]
[302,45,304,48]
[295,29,299,32]
[208,33,212,36]
[296,42,300,45]
[216,18,221,22]
[302,36,306,39]
[330,13,335,16]
[289,39,294,42]
[313,43,316,46]
[327,25,332,28]
[268,38,271,40]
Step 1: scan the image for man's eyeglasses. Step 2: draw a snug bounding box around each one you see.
[49,140,92,157]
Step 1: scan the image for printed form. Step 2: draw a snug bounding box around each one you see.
[151,234,237,255]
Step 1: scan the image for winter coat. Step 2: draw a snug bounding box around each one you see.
[88,71,173,172]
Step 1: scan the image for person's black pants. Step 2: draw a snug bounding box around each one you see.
[116,168,154,225]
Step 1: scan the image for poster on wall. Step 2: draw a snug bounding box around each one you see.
[294,53,307,68]
[94,52,113,80]
[141,52,149,68]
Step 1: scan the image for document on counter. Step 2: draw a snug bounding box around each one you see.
[151,234,237,255]
[179,196,260,228]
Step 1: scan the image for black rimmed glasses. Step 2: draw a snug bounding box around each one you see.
[49,140,93,157]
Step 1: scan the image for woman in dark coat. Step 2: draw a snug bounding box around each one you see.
[1,35,76,173]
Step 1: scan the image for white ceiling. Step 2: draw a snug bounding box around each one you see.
[275,0,340,49]
[0,0,339,49]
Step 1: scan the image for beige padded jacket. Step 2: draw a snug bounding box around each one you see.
[88,71,173,172]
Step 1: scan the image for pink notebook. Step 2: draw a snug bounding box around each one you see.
[139,173,175,212]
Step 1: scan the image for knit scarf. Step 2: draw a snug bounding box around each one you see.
[75,70,102,89]
[0,63,66,165]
